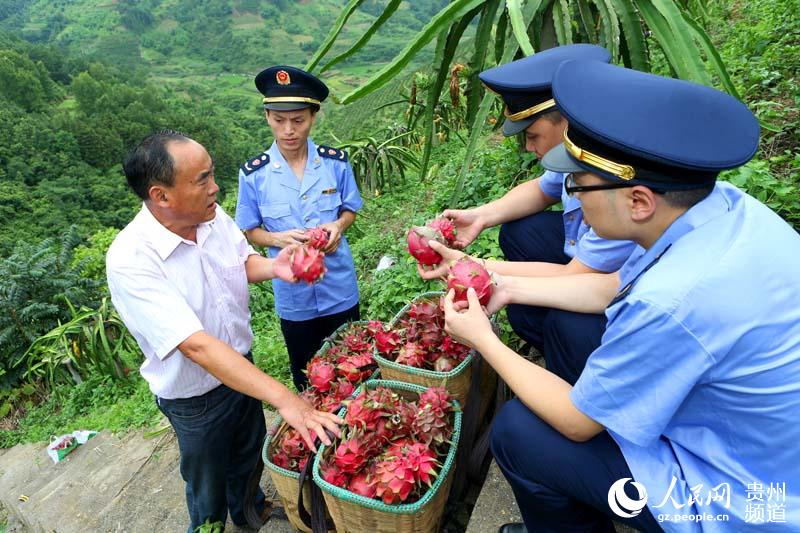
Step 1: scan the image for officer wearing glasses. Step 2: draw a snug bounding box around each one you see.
[420,45,636,383]
[442,60,800,532]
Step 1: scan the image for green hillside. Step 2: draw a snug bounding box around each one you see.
[0,0,447,92]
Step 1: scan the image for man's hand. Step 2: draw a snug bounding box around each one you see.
[273,245,298,282]
[417,240,468,281]
[317,221,342,254]
[278,394,343,452]
[442,208,485,249]
[272,229,308,248]
[442,288,494,349]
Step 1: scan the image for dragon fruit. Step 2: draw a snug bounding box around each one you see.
[407,225,446,266]
[305,227,330,249]
[374,329,402,356]
[428,217,457,246]
[373,456,417,504]
[446,257,493,306]
[349,468,377,498]
[307,359,336,392]
[290,245,327,284]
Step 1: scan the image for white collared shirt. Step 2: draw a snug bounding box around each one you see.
[107,204,257,399]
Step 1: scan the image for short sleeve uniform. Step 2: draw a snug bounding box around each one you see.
[571,182,800,531]
[236,138,362,321]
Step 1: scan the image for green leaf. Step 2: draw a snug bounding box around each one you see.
[576,0,599,42]
[552,0,573,44]
[319,0,402,74]
[305,0,368,73]
[467,0,502,125]
[643,0,711,84]
[507,0,537,55]
[339,0,486,104]
[680,10,740,98]
[420,6,482,179]
[607,0,649,70]
[590,0,620,59]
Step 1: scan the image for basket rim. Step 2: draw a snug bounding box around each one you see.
[262,417,302,480]
[311,379,462,514]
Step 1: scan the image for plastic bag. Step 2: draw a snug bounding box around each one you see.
[46,430,97,463]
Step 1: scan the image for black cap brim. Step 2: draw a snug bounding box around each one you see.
[264,102,315,111]
[502,116,534,136]
[541,143,584,173]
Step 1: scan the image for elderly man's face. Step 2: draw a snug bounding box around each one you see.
[165,140,219,225]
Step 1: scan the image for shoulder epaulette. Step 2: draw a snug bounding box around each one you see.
[317,145,348,162]
[240,151,270,175]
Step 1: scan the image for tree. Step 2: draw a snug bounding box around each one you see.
[0,228,101,387]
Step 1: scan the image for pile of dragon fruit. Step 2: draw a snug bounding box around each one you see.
[270,321,380,472]
[318,385,456,505]
[375,298,471,373]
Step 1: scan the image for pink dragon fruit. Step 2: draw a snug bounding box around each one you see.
[428,217,457,246]
[446,257,493,306]
[305,227,330,249]
[407,225,445,266]
[290,245,327,284]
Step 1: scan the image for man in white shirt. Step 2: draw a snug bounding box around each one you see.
[107,130,341,532]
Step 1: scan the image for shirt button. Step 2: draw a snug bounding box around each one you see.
[569,239,576,246]
[567,214,574,221]
[302,194,308,200]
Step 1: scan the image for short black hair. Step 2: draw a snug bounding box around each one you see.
[537,109,563,125]
[123,130,190,200]
[660,183,715,208]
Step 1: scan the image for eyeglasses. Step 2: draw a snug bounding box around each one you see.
[564,173,638,197]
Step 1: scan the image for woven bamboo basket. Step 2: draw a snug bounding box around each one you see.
[312,379,462,533]
[263,420,327,533]
[374,291,473,406]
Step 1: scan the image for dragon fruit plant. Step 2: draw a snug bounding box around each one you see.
[406,217,457,266]
[270,322,381,472]
[289,244,327,284]
[305,227,330,250]
[318,385,456,505]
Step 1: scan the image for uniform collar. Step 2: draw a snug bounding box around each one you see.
[268,142,298,191]
[269,139,324,195]
[619,183,731,288]
[137,203,215,261]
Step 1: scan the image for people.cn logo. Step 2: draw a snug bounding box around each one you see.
[608,478,648,518]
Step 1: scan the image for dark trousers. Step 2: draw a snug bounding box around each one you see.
[490,319,661,532]
[157,375,267,533]
[491,400,662,532]
[499,211,606,362]
[280,303,360,391]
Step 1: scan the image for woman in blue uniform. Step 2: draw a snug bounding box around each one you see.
[236,66,362,391]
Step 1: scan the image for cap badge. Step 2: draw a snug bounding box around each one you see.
[276,70,290,85]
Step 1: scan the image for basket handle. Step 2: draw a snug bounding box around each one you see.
[297,430,337,533]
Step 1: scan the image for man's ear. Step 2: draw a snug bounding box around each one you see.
[628,185,658,222]
[148,184,169,206]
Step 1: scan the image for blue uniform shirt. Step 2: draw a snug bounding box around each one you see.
[538,170,636,271]
[571,182,800,531]
[235,138,363,321]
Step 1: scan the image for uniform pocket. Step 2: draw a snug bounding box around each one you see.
[259,202,293,230]
[317,194,342,213]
